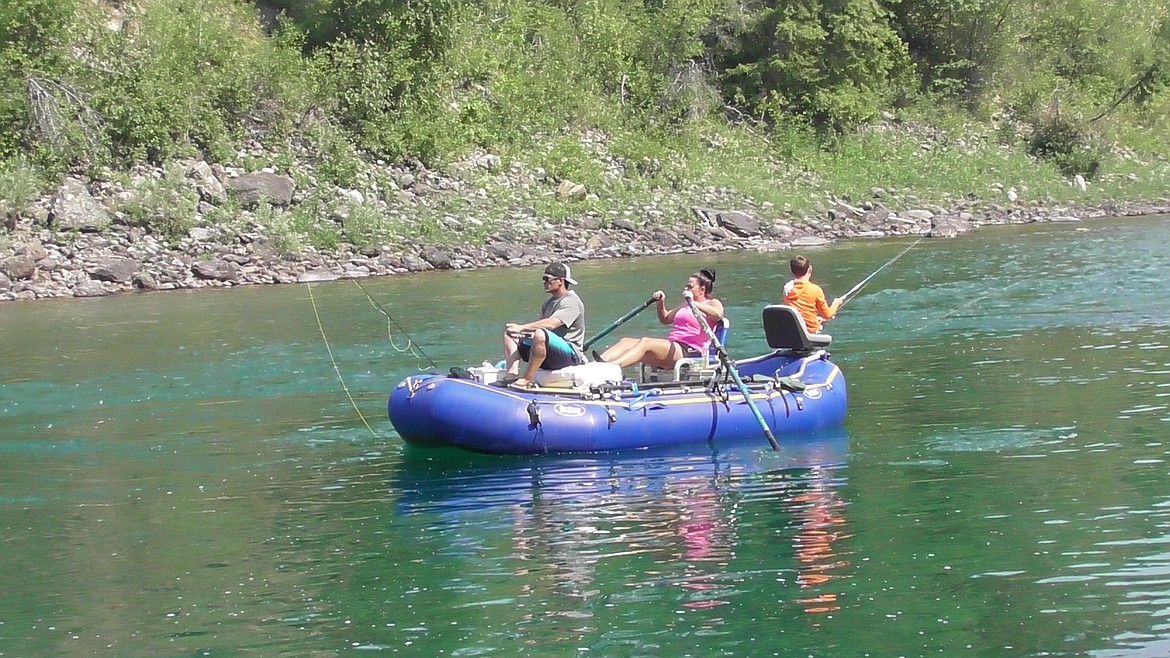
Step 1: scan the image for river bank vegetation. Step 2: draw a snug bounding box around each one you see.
[2,0,1169,252]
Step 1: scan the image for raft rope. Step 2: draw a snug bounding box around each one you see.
[306,283,377,438]
[351,279,439,371]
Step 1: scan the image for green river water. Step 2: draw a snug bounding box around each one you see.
[2,215,1169,657]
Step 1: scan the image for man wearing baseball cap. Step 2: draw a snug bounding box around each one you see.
[502,262,587,388]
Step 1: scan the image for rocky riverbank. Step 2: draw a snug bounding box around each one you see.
[2,153,1168,303]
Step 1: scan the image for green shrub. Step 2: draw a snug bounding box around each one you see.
[1028,114,1102,178]
[113,165,200,241]
[0,155,44,229]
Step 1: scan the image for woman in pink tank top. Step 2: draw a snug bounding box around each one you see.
[596,268,724,369]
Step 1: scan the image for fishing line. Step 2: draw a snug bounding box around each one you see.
[913,278,1024,332]
[839,237,925,308]
[351,278,439,371]
[306,282,378,438]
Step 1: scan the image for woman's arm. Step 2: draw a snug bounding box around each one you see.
[692,298,724,323]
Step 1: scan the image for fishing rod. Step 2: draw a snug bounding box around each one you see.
[838,237,925,308]
[351,279,440,371]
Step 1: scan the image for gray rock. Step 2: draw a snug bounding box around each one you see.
[1,256,36,280]
[192,260,240,281]
[133,271,158,289]
[297,269,338,283]
[224,173,295,207]
[187,161,227,203]
[902,209,935,221]
[611,218,637,232]
[87,257,139,283]
[485,242,526,260]
[716,211,761,237]
[421,246,453,269]
[72,279,108,297]
[401,255,434,272]
[928,215,974,238]
[16,241,48,261]
[791,236,835,247]
[49,178,111,232]
[0,272,10,291]
[188,227,217,241]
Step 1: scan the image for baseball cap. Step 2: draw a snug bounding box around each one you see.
[543,262,578,286]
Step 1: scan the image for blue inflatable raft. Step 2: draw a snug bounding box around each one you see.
[388,305,847,454]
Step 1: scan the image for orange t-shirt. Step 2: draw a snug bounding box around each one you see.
[783,278,834,334]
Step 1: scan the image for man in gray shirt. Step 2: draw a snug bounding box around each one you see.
[503,262,586,388]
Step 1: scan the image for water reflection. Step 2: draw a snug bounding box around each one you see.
[391,430,851,629]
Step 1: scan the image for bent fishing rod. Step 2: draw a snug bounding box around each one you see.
[838,237,924,308]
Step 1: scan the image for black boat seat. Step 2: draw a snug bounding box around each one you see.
[762,305,832,353]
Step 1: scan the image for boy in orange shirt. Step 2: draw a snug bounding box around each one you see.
[783,255,841,334]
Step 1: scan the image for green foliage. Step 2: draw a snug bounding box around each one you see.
[0,0,83,160]
[705,0,910,132]
[891,0,1015,104]
[1027,114,1102,178]
[112,165,200,241]
[84,0,312,164]
[0,155,44,229]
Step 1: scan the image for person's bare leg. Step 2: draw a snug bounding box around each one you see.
[503,330,522,375]
[599,337,639,362]
[516,330,547,387]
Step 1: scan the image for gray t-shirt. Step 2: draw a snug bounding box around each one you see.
[540,291,585,349]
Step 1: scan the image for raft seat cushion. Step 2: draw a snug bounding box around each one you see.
[762,305,831,353]
[533,361,624,388]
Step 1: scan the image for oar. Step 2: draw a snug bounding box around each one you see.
[685,297,780,452]
[583,296,656,350]
[838,237,924,308]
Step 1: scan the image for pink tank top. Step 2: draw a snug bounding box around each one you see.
[666,305,710,354]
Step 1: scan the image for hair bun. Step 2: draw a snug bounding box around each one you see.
[699,268,716,283]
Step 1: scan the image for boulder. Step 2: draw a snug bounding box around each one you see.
[16,241,48,261]
[86,257,139,283]
[928,215,975,238]
[132,271,158,290]
[485,242,526,261]
[224,173,295,207]
[400,254,434,272]
[555,180,587,200]
[716,211,761,237]
[297,269,338,283]
[72,279,108,297]
[186,161,227,203]
[421,246,453,269]
[791,236,835,248]
[1,256,36,280]
[49,178,111,232]
[192,260,240,281]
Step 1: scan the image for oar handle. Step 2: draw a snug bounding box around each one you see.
[685,297,780,451]
[583,297,657,350]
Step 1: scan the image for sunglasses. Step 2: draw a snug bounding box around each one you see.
[685,284,694,289]
[542,275,561,283]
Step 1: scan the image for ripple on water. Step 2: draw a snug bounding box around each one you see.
[922,426,1066,453]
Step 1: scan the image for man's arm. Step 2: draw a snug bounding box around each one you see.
[506,316,566,334]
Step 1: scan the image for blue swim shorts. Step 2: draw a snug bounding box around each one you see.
[518,330,585,370]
